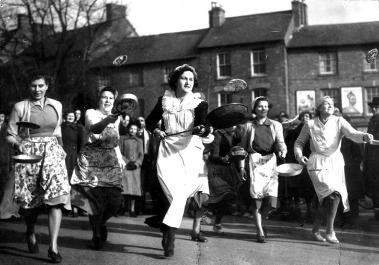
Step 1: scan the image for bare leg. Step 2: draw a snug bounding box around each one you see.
[253,208,264,236]
[48,207,62,253]
[325,195,340,235]
[192,208,203,234]
[130,199,135,213]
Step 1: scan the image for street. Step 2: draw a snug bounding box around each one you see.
[0,212,378,265]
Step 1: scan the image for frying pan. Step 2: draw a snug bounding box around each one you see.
[206,103,248,129]
[12,154,43,164]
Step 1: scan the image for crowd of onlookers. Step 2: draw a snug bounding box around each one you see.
[0,103,378,228]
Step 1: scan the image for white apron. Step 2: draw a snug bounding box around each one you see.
[249,153,278,199]
[157,90,208,228]
[307,118,349,211]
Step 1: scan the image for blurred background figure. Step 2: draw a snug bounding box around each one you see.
[61,111,85,217]
[363,97,379,221]
[282,111,315,222]
[119,119,144,217]
[340,119,364,227]
[206,126,242,233]
[0,112,10,204]
[137,116,154,214]
[75,109,85,125]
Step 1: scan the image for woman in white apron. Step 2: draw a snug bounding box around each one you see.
[294,96,372,244]
[145,64,211,258]
[239,97,287,243]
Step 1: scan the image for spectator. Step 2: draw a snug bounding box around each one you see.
[363,97,379,220]
[119,119,144,217]
[61,111,85,217]
[137,116,154,214]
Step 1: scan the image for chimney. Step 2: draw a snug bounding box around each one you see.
[209,2,225,28]
[292,0,308,28]
[106,4,126,21]
[17,14,30,30]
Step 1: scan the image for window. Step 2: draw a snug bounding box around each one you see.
[251,49,266,75]
[366,87,379,114]
[363,53,377,72]
[163,66,172,83]
[218,92,233,106]
[129,70,143,87]
[252,88,267,99]
[319,52,337,75]
[97,75,111,89]
[321,88,341,110]
[217,53,231,78]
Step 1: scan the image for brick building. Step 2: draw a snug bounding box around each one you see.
[0,3,137,112]
[287,21,379,127]
[91,1,308,117]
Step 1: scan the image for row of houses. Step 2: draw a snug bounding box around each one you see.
[2,1,379,128]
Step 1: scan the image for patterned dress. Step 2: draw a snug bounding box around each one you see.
[7,99,70,210]
[70,109,123,215]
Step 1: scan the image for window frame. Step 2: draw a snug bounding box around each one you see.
[217,92,233,106]
[128,69,143,87]
[250,49,267,76]
[216,52,231,79]
[319,52,337,75]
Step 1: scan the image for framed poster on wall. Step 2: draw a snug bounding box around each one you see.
[341,87,363,115]
[296,90,315,114]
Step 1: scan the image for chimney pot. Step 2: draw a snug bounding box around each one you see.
[209,2,225,28]
[292,0,307,28]
[106,4,126,21]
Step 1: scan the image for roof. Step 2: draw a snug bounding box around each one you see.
[90,29,208,67]
[288,21,379,48]
[198,10,293,48]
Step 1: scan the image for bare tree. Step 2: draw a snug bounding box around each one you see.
[0,0,134,111]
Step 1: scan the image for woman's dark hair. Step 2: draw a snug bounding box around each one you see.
[64,111,75,119]
[168,64,199,91]
[299,110,312,121]
[98,86,118,100]
[128,118,141,129]
[28,71,50,86]
[252,96,270,114]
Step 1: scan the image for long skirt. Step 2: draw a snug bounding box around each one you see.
[307,151,349,212]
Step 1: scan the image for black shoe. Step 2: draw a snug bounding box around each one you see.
[257,234,266,243]
[100,226,108,242]
[190,232,208,243]
[88,237,103,250]
[163,226,176,257]
[48,247,62,263]
[129,211,137,217]
[26,234,39,254]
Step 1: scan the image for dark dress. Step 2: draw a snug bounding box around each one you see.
[207,129,241,208]
[341,137,364,217]
[61,121,85,180]
[363,114,379,209]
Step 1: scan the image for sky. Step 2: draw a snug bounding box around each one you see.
[122,0,379,36]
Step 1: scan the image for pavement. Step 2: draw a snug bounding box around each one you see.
[0,210,378,265]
